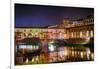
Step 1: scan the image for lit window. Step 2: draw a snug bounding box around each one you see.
[90,30,93,37]
[71,32,74,38]
[80,31,83,38]
[86,31,89,37]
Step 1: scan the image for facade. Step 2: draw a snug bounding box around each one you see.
[15,28,66,40]
[47,15,94,39]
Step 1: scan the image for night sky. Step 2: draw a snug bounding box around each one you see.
[15,4,94,28]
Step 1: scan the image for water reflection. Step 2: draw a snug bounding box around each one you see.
[15,39,94,65]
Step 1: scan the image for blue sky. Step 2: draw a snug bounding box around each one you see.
[15,4,94,27]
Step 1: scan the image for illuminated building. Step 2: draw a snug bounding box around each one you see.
[47,15,94,39]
